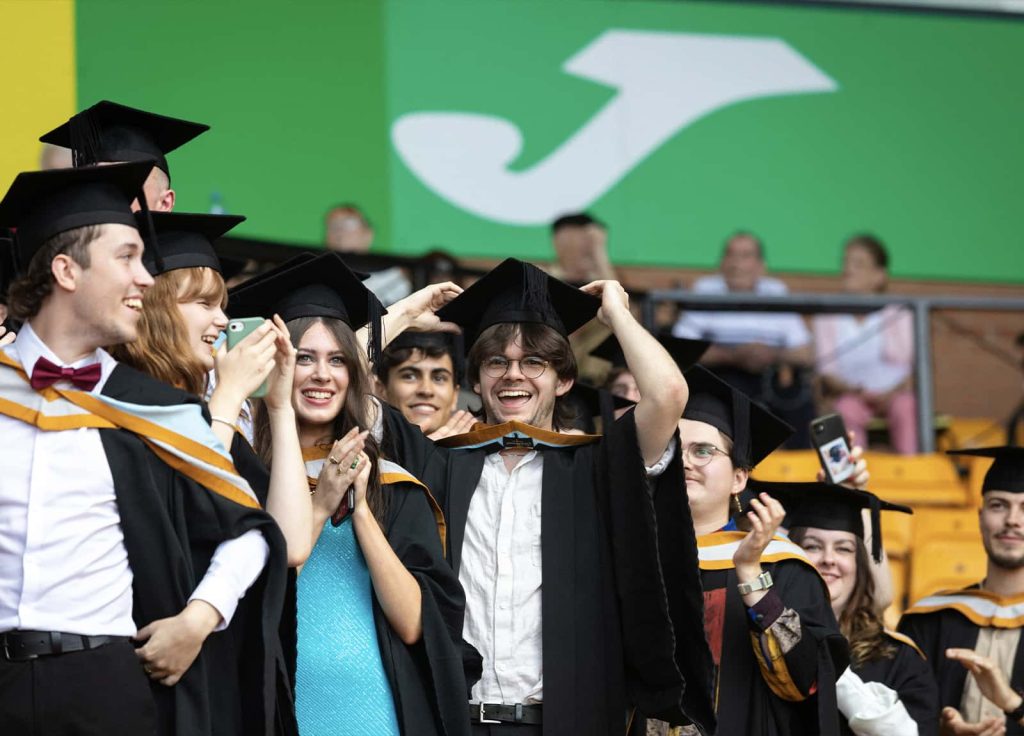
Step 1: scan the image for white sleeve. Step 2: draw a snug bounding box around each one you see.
[836,666,920,736]
[782,314,811,348]
[188,529,269,630]
[644,438,677,478]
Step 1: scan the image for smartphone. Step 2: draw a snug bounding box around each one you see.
[226,318,269,399]
[810,413,856,484]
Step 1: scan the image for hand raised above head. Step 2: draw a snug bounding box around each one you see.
[579,280,629,326]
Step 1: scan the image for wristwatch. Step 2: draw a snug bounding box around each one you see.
[737,570,774,596]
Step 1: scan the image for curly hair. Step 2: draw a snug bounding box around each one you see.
[252,316,389,527]
[110,267,226,396]
[788,528,896,667]
[7,225,98,321]
[467,322,578,431]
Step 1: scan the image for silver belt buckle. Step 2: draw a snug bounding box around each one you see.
[478,703,501,724]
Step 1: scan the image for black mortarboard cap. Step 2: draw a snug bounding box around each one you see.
[747,479,911,562]
[948,446,1024,494]
[40,100,209,179]
[0,161,152,269]
[436,258,599,345]
[591,333,710,371]
[140,212,245,277]
[228,251,385,364]
[682,365,793,469]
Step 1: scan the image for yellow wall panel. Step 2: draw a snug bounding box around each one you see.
[0,0,76,191]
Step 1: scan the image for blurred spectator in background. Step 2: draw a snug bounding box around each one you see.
[813,235,917,455]
[549,212,617,284]
[323,202,411,304]
[1008,330,1024,445]
[39,143,72,170]
[672,231,815,447]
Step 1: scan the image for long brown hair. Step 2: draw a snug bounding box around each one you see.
[789,528,896,666]
[467,322,578,430]
[252,316,389,526]
[111,267,227,396]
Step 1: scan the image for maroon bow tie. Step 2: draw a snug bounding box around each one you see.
[30,356,102,392]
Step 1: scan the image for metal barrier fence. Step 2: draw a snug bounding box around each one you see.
[640,291,1024,453]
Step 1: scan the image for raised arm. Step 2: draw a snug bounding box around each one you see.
[580,280,687,465]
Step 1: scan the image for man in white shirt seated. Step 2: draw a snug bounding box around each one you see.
[673,231,815,446]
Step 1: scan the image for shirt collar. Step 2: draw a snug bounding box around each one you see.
[10,322,117,393]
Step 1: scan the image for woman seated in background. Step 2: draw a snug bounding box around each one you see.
[771,480,940,735]
[812,234,917,455]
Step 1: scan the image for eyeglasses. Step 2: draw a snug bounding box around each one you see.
[682,442,730,468]
[481,355,550,379]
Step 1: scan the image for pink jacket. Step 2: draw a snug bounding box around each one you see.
[811,305,914,374]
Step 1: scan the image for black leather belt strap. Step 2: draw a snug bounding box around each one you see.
[470,703,543,725]
[1,630,124,662]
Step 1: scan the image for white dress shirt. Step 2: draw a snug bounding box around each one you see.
[460,441,675,705]
[0,324,267,636]
[672,274,810,349]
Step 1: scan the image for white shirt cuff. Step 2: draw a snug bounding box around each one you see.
[188,529,269,631]
[645,438,677,478]
[836,666,919,736]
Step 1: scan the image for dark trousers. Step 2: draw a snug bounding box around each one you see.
[0,638,156,736]
[471,725,542,736]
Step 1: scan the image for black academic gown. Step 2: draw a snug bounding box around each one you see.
[696,559,847,736]
[98,364,293,736]
[374,477,472,736]
[900,588,1024,736]
[383,404,714,736]
[847,632,939,736]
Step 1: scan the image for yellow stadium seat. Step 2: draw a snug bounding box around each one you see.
[909,538,987,603]
[881,510,913,559]
[942,417,1006,452]
[885,556,908,625]
[910,508,981,550]
[752,450,821,483]
[863,452,967,507]
[965,456,995,508]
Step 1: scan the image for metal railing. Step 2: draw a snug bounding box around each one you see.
[640,291,1024,453]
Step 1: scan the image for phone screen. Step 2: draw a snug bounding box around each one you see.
[817,435,855,483]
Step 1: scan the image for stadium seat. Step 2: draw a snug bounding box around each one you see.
[910,508,981,550]
[965,456,995,507]
[884,556,908,627]
[863,452,967,507]
[881,509,913,559]
[908,538,987,603]
[752,450,821,484]
[941,417,1006,452]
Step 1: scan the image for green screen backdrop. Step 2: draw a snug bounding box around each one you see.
[75,0,1024,282]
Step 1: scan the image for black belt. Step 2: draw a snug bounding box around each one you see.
[1,630,124,662]
[471,703,543,725]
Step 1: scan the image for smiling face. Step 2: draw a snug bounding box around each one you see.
[70,223,154,345]
[720,233,764,292]
[382,349,458,435]
[842,243,887,295]
[174,268,228,372]
[292,320,351,444]
[678,417,748,533]
[796,527,859,618]
[471,326,574,430]
[980,491,1024,570]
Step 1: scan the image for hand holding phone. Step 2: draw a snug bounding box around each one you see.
[810,413,856,484]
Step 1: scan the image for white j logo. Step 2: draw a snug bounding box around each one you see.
[391,30,837,226]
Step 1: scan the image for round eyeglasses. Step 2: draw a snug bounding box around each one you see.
[481,356,550,379]
[682,442,730,468]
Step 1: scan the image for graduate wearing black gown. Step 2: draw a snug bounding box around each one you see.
[900,447,1024,735]
[228,252,472,736]
[0,164,290,736]
[650,367,848,736]
[758,479,938,735]
[382,259,715,736]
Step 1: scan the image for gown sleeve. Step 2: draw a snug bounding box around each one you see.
[384,482,471,736]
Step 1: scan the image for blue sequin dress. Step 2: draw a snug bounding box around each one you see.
[295,519,401,736]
